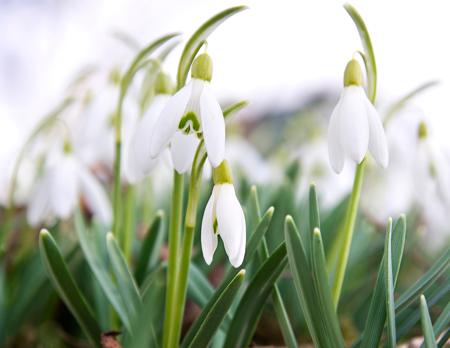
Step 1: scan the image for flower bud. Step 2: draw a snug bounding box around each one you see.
[154,72,174,95]
[213,160,233,184]
[191,53,213,82]
[343,59,363,87]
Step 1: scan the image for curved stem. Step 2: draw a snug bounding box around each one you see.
[331,158,366,307]
[163,171,184,348]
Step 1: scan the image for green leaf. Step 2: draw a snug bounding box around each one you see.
[134,211,165,285]
[39,230,101,348]
[384,218,396,348]
[74,212,132,332]
[311,229,345,347]
[344,3,377,102]
[285,216,320,346]
[106,232,142,331]
[420,295,437,348]
[182,270,245,348]
[223,243,288,348]
[358,216,406,348]
[396,248,450,313]
[223,100,249,119]
[176,6,248,89]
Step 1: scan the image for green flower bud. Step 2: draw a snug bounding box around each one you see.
[154,72,174,95]
[191,53,213,82]
[343,59,363,87]
[213,160,233,184]
[418,121,428,140]
[63,139,73,154]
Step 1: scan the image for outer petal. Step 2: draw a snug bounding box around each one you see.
[216,184,246,267]
[366,100,389,168]
[149,83,192,158]
[338,86,369,163]
[50,156,78,219]
[78,164,112,224]
[27,175,53,226]
[201,187,219,265]
[327,99,345,173]
[199,83,225,168]
[170,131,199,174]
[125,95,169,183]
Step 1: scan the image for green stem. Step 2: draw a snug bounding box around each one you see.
[112,93,125,238]
[168,144,204,347]
[163,171,184,348]
[331,158,366,308]
[122,185,135,261]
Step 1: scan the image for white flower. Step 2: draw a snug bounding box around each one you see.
[327,59,388,173]
[125,94,171,183]
[150,53,225,172]
[27,151,112,227]
[201,183,246,268]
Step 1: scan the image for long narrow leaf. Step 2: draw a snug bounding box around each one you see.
[39,230,101,348]
[311,229,345,348]
[385,219,396,348]
[358,216,406,348]
[420,295,437,348]
[224,243,288,348]
[182,270,245,348]
[134,211,165,285]
[176,6,248,89]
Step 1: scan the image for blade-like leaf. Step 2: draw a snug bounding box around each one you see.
[223,100,249,119]
[182,270,245,348]
[396,248,450,313]
[176,6,248,89]
[385,219,396,348]
[224,243,288,348]
[344,3,377,102]
[134,211,165,285]
[420,295,437,348]
[358,216,406,348]
[39,230,101,348]
[106,232,142,331]
[311,229,345,348]
[75,212,132,332]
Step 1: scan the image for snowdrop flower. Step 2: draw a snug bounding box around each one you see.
[328,59,388,173]
[125,72,173,183]
[150,53,225,173]
[27,142,112,227]
[201,160,246,268]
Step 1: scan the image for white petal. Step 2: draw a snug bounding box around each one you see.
[366,101,389,168]
[201,189,218,265]
[170,132,199,174]
[328,99,345,173]
[27,175,53,226]
[125,96,169,183]
[216,184,246,267]
[199,83,225,168]
[50,156,78,220]
[78,164,112,224]
[149,83,192,158]
[338,86,369,163]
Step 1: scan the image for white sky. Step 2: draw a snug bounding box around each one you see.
[1,0,449,144]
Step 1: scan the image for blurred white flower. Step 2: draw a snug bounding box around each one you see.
[125,94,171,183]
[27,148,111,227]
[150,53,225,172]
[201,161,245,268]
[328,59,388,173]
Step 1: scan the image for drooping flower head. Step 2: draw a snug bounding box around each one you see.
[201,160,246,268]
[328,59,389,173]
[150,52,225,173]
[125,71,173,183]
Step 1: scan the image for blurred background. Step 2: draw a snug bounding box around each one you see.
[1,1,450,346]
